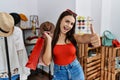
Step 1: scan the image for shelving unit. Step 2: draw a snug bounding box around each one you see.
[78,43,120,80]
[78,43,101,80]
[101,46,120,80]
[21,28,40,55]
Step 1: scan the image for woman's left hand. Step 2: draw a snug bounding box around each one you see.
[90,25,101,47]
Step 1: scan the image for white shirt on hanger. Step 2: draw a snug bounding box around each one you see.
[0,26,30,80]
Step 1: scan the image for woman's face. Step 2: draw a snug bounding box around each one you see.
[60,15,75,34]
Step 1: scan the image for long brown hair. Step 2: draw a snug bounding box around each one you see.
[52,9,78,57]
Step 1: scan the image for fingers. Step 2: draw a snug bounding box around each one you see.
[90,34,98,41]
[89,24,101,47]
[43,31,50,37]
[90,34,101,47]
[43,31,52,41]
[45,31,53,37]
[91,41,101,47]
[90,24,95,34]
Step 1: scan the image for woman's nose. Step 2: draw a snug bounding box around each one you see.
[67,23,72,28]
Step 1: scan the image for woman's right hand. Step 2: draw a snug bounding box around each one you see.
[43,31,52,42]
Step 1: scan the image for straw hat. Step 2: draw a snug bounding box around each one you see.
[0,12,14,37]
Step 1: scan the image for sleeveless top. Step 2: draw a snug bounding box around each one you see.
[53,43,76,65]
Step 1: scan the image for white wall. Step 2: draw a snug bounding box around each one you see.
[110,0,120,40]
[0,0,75,25]
[38,0,75,25]
[0,0,38,19]
[76,0,91,16]
[91,0,101,35]
[76,0,101,34]
[101,0,120,40]
[100,0,112,35]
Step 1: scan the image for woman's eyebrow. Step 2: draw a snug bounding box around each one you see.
[65,19,70,22]
[65,19,73,22]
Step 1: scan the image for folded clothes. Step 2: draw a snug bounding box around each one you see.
[26,36,38,44]
[112,39,120,47]
[26,36,38,41]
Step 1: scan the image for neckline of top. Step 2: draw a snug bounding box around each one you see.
[56,43,72,46]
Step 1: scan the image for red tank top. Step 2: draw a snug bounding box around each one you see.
[53,43,76,65]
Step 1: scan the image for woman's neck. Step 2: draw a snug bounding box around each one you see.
[59,33,66,39]
[57,33,69,44]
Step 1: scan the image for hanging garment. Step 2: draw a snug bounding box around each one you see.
[0,27,30,80]
[13,27,30,80]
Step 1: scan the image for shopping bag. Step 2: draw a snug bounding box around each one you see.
[102,30,115,46]
[26,37,45,70]
[38,40,47,66]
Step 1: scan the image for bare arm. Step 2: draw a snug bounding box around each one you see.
[74,34,92,43]
[74,25,101,47]
[42,32,52,66]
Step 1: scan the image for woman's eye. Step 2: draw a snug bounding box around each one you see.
[71,23,74,26]
[65,20,74,26]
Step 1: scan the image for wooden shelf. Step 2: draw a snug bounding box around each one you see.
[25,43,36,46]
[115,69,120,74]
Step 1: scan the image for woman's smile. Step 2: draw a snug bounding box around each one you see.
[63,26,70,31]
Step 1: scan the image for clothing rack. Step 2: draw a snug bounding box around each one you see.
[4,37,11,80]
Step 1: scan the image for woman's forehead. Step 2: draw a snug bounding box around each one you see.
[62,15,75,22]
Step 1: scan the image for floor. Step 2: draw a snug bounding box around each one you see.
[27,68,52,80]
[27,73,50,80]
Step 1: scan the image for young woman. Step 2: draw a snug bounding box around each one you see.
[42,9,101,80]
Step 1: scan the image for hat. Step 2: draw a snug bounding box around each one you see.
[39,21,55,35]
[0,12,14,37]
[19,13,28,21]
[10,13,21,25]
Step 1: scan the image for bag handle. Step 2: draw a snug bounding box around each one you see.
[103,30,115,39]
[103,30,112,36]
